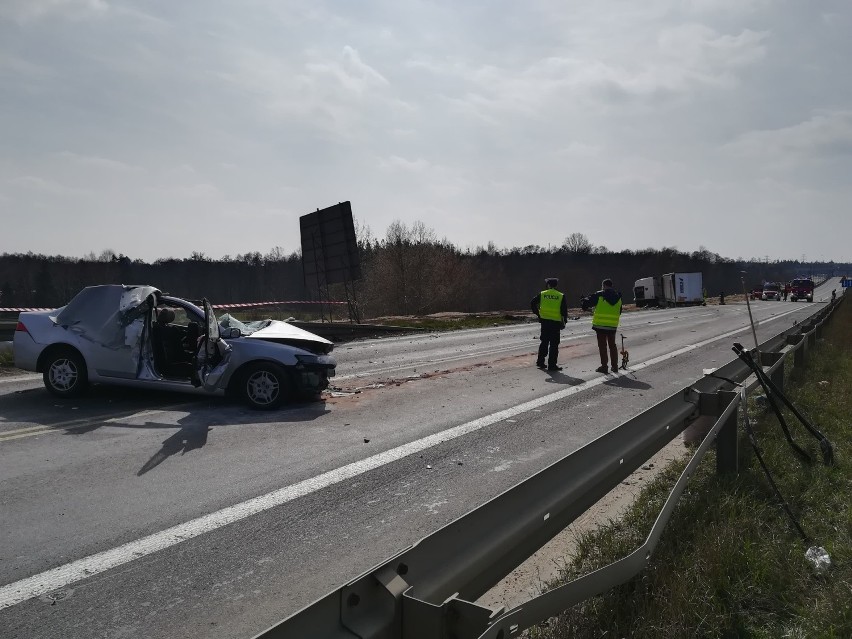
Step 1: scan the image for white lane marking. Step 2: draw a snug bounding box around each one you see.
[0,425,52,436]
[0,301,816,611]
[0,373,41,385]
[0,428,60,442]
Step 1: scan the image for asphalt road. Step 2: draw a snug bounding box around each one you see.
[0,279,842,639]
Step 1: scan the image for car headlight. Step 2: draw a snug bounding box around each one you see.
[295,354,319,367]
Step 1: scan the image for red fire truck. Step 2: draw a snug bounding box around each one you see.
[789,277,814,302]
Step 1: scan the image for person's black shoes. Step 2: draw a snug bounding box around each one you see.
[536,361,546,369]
[595,365,608,374]
[547,365,563,371]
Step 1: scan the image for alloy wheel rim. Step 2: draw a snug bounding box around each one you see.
[247,370,280,405]
[49,359,78,391]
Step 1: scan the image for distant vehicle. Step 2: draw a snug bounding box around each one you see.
[661,272,705,306]
[633,273,704,307]
[761,282,781,301]
[789,278,814,303]
[633,276,664,307]
[13,285,336,409]
[750,286,763,300]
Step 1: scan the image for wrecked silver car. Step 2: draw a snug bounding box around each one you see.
[13,285,335,409]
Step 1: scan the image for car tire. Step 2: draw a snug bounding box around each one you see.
[240,362,291,410]
[43,349,89,398]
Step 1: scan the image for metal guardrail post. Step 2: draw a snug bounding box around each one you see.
[710,391,741,475]
[793,332,807,369]
[815,314,825,338]
[761,351,785,394]
[785,333,804,363]
[806,323,817,348]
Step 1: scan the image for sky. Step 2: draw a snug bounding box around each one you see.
[1,0,850,263]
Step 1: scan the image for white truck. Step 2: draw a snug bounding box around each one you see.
[662,272,705,306]
[633,276,664,307]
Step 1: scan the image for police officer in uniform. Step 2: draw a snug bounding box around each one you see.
[531,277,568,371]
[582,278,622,374]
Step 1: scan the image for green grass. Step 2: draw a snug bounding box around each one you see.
[530,299,852,639]
[0,349,13,368]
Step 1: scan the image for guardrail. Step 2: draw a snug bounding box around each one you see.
[254,295,843,639]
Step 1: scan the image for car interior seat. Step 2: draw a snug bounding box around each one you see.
[151,308,173,373]
[153,307,193,377]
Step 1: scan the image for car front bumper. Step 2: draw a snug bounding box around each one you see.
[294,364,335,393]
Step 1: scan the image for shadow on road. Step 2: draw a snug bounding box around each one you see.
[543,370,586,385]
[603,373,652,390]
[0,385,331,475]
[130,399,330,475]
[137,424,211,475]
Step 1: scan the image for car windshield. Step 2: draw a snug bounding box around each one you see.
[764,284,779,291]
[218,313,270,336]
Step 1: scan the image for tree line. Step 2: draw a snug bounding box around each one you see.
[0,225,846,319]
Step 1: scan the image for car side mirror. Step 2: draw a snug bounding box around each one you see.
[227,327,241,339]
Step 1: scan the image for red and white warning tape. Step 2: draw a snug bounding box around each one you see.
[213,300,348,309]
[0,300,348,313]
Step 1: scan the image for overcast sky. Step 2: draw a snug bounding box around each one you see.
[1,0,850,263]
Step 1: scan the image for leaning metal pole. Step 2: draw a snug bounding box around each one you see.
[740,271,760,363]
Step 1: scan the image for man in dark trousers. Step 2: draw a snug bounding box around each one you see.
[531,277,568,371]
[582,279,623,374]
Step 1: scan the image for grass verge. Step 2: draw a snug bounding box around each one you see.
[530,299,851,639]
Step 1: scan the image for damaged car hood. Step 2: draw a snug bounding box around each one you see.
[218,314,333,353]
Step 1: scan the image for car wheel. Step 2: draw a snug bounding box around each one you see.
[241,362,291,410]
[43,349,89,398]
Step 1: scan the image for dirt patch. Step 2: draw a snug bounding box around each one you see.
[324,344,598,403]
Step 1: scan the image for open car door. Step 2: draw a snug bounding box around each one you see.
[192,298,232,391]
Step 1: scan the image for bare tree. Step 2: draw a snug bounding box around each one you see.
[562,233,592,254]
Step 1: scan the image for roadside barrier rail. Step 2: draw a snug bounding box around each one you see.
[254,295,843,639]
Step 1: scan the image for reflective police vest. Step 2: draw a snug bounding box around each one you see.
[538,289,564,321]
[592,294,621,329]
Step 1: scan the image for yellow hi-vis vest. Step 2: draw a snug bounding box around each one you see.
[539,289,564,321]
[592,295,621,329]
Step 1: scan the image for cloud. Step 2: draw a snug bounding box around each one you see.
[412,23,767,127]
[219,44,394,141]
[687,0,772,13]
[0,0,108,23]
[380,155,430,173]
[6,175,89,196]
[306,45,389,93]
[52,151,139,174]
[725,110,852,162]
